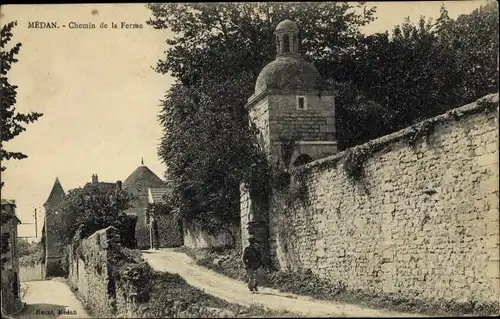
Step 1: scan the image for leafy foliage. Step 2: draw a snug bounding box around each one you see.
[156,75,268,235]
[1,21,43,189]
[17,238,42,257]
[1,232,11,269]
[56,185,135,247]
[340,2,499,141]
[16,239,44,267]
[1,20,42,271]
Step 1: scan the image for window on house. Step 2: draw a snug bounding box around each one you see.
[296,96,307,110]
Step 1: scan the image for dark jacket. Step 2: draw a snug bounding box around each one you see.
[243,243,262,269]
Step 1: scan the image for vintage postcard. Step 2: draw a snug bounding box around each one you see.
[1,2,498,318]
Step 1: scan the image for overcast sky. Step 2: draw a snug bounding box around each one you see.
[0,1,489,240]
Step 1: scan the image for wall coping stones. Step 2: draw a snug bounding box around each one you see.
[290,92,499,175]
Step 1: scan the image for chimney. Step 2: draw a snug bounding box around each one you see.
[92,174,98,184]
[115,181,122,196]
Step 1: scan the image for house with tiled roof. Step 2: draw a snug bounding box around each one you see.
[43,161,183,252]
[84,174,117,192]
[122,164,170,249]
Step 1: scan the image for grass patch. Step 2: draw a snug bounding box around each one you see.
[142,268,300,318]
[177,247,500,317]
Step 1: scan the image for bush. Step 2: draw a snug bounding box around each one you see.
[111,248,154,303]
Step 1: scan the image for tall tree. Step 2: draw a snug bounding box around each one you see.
[1,21,43,270]
[149,2,377,234]
[1,21,43,189]
[56,186,135,247]
[434,2,499,102]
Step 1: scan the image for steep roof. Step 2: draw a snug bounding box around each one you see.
[123,165,165,196]
[148,187,172,204]
[44,178,65,206]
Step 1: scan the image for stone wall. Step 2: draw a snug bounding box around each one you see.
[262,93,499,304]
[247,91,336,166]
[67,227,236,318]
[248,96,271,153]
[268,93,335,141]
[19,263,44,282]
[183,219,240,249]
[67,227,120,317]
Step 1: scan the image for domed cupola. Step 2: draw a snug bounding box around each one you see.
[254,19,323,94]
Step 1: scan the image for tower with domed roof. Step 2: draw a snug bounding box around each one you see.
[247,19,337,168]
[242,19,338,266]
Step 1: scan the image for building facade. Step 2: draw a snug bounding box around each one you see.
[43,178,66,277]
[43,164,178,254]
[122,165,170,249]
[1,199,23,315]
[241,19,338,263]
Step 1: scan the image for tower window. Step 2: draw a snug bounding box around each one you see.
[296,96,307,110]
[283,34,290,53]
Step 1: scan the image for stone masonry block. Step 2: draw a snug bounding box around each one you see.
[319,124,335,133]
[382,249,394,262]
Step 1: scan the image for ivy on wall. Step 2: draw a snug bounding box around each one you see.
[340,93,499,182]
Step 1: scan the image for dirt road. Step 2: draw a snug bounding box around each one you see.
[15,279,89,319]
[142,248,425,318]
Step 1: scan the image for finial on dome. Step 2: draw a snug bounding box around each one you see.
[141,157,144,165]
[274,19,299,56]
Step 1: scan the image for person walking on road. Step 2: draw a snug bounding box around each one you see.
[242,235,263,292]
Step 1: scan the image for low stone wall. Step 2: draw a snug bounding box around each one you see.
[67,227,120,317]
[66,226,240,318]
[264,93,499,305]
[183,219,240,249]
[19,263,44,282]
